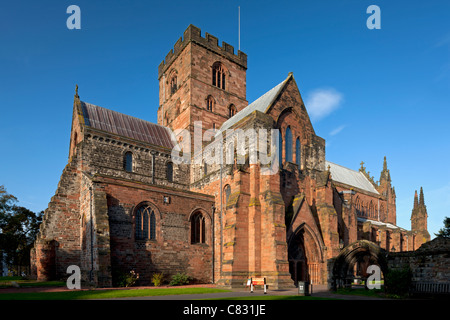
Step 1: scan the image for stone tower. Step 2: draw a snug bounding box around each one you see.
[411,187,431,248]
[377,156,396,224]
[157,25,248,141]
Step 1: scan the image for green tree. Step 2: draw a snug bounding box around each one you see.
[0,185,42,275]
[435,216,450,238]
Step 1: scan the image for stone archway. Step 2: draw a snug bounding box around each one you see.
[330,240,388,290]
[287,223,325,285]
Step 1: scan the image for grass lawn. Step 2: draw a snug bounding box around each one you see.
[0,276,65,288]
[336,287,385,298]
[0,287,231,300]
[205,295,339,300]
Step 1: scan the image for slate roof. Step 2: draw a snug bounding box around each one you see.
[357,217,404,230]
[218,74,291,133]
[326,161,379,195]
[80,101,175,149]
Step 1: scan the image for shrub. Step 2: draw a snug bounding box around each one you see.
[113,270,140,287]
[151,273,164,287]
[384,267,412,296]
[169,273,190,286]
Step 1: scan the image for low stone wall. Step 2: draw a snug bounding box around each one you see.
[387,237,450,295]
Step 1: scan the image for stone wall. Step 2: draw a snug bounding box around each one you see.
[102,177,214,285]
[30,146,82,281]
[387,237,450,289]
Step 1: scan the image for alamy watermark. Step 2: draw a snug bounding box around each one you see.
[66,265,81,289]
[366,265,382,289]
[367,5,381,30]
[66,5,81,30]
[170,122,281,175]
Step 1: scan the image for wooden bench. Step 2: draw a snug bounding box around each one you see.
[247,277,268,294]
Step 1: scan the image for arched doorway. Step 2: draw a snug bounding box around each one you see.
[287,223,324,285]
[288,228,307,285]
[330,240,388,290]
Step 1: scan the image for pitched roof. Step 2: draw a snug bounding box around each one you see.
[80,101,175,149]
[357,217,404,230]
[326,161,379,195]
[218,74,291,133]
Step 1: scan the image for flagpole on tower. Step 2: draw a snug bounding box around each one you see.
[238,6,240,51]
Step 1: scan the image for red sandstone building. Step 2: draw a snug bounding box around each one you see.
[31,25,430,288]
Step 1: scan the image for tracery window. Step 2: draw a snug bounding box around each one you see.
[212,62,226,90]
[295,138,301,167]
[135,204,156,240]
[170,75,177,95]
[191,212,206,244]
[285,126,293,163]
[206,95,214,112]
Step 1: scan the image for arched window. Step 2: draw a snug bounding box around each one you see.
[278,131,283,165]
[369,201,374,219]
[224,185,231,206]
[212,62,226,90]
[355,197,361,216]
[228,104,237,117]
[191,212,206,244]
[295,138,301,167]
[285,127,293,163]
[135,204,156,240]
[166,162,173,182]
[203,161,208,176]
[206,95,214,112]
[124,152,133,172]
[170,75,177,95]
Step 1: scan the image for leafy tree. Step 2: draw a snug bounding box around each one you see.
[435,216,450,238]
[0,185,42,275]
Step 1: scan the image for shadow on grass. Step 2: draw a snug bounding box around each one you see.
[0,287,231,300]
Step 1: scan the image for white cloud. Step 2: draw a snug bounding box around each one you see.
[305,88,343,121]
[329,125,346,136]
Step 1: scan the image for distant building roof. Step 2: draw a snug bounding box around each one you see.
[80,101,175,149]
[357,217,404,230]
[218,74,291,133]
[326,161,379,195]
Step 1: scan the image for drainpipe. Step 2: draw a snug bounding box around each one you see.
[219,146,223,280]
[89,186,94,283]
[211,204,215,284]
[151,151,156,184]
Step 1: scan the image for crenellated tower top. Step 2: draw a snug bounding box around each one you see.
[158,24,247,80]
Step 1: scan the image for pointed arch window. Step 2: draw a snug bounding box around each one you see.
[124,152,133,172]
[355,197,361,216]
[191,212,206,244]
[285,126,293,163]
[170,75,177,95]
[369,201,375,219]
[278,131,283,166]
[228,104,237,117]
[206,95,214,112]
[224,185,231,206]
[135,204,156,240]
[295,138,301,167]
[212,62,226,90]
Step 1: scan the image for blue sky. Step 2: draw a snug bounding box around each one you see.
[0,0,449,238]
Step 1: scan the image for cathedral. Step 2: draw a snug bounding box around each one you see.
[30,25,430,288]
